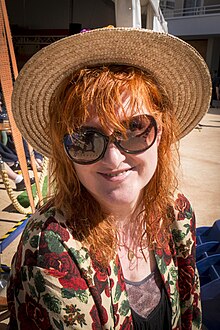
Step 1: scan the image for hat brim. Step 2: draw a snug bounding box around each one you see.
[12,27,212,158]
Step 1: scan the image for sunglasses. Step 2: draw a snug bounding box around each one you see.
[63,114,157,165]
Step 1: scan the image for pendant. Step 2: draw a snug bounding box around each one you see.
[128,249,135,261]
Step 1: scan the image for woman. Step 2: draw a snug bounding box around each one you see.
[0,139,43,172]
[7,28,211,329]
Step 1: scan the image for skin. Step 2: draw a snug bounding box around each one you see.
[3,162,19,180]
[74,99,162,218]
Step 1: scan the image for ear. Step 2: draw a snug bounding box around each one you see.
[157,126,162,146]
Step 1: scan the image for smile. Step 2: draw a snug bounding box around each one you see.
[98,168,134,180]
[105,170,129,177]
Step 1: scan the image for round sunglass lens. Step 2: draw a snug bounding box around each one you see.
[120,115,157,152]
[64,131,105,163]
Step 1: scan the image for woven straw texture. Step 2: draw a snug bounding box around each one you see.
[12,27,212,157]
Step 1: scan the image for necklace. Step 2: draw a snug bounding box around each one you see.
[117,228,148,262]
[127,248,135,261]
[118,244,148,262]
[118,244,136,261]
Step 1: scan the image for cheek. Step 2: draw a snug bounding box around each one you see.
[73,163,96,190]
[138,144,158,178]
[73,164,88,184]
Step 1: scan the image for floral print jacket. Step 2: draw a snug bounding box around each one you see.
[7,193,201,329]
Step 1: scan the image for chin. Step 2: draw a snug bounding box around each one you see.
[99,193,140,212]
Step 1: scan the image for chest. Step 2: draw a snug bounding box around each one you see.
[117,246,157,282]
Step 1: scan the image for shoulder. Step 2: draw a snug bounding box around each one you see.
[172,192,195,226]
[16,203,82,268]
[23,203,69,242]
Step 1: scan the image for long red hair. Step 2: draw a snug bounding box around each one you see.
[48,65,179,266]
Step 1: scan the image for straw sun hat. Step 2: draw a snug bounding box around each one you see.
[12,27,212,158]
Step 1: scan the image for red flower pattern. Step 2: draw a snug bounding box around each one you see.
[41,251,87,290]
[24,249,38,266]
[155,243,172,266]
[181,308,193,330]
[7,195,201,329]
[46,218,70,241]
[120,315,133,329]
[113,303,120,326]
[190,212,196,242]
[115,255,126,292]
[18,293,52,329]
[175,193,192,221]
[178,255,195,302]
[90,304,102,329]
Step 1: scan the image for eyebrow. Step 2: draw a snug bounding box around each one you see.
[81,114,143,129]
[79,114,152,135]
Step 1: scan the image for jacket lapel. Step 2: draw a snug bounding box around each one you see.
[154,239,181,329]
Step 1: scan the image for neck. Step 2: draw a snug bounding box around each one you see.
[100,192,144,222]
[116,210,146,248]
[115,203,144,228]
[117,220,149,268]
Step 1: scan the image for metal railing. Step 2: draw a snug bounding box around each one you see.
[13,35,67,45]
[162,4,220,18]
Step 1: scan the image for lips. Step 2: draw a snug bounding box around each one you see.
[104,170,129,177]
[98,168,133,181]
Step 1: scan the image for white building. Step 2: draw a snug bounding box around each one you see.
[160,0,220,75]
[6,0,218,73]
[6,0,167,68]
[114,0,167,32]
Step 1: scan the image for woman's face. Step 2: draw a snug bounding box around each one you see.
[73,98,161,215]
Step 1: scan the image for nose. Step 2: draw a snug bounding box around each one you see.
[101,141,126,167]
